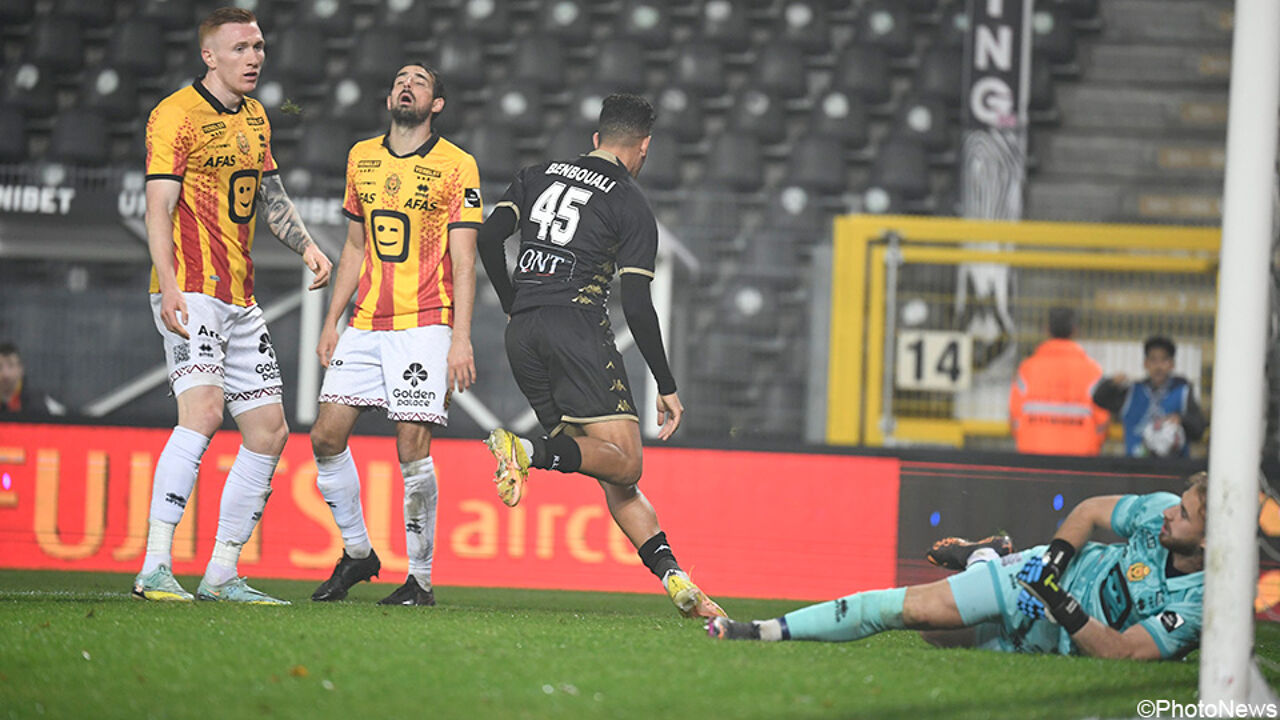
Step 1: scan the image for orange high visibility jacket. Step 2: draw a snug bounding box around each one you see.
[1009,339,1109,455]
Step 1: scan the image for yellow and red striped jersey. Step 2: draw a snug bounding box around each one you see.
[146,81,276,307]
[342,132,483,330]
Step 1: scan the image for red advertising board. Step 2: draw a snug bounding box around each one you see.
[0,423,900,600]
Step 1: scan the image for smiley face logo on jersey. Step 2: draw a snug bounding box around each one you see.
[227,169,259,224]
[370,209,410,263]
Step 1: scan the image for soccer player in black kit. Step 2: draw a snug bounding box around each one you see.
[477,93,725,619]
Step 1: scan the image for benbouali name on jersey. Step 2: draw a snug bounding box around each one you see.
[544,163,617,193]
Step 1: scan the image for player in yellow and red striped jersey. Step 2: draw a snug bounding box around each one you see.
[133,7,332,606]
[308,63,482,606]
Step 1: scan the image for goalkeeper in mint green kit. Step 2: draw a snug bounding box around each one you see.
[709,472,1207,661]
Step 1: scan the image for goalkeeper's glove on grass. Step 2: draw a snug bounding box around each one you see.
[1015,538,1089,634]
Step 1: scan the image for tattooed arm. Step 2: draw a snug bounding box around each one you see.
[257,173,332,289]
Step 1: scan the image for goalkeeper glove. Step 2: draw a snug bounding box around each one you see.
[1014,539,1089,634]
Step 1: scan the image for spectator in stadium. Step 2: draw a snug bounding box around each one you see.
[307,63,481,607]
[0,342,65,417]
[709,473,1208,661]
[476,94,726,620]
[1008,307,1108,455]
[1092,336,1206,458]
[133,7,332,605]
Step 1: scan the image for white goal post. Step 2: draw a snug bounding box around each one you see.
[1201,0,1279,705]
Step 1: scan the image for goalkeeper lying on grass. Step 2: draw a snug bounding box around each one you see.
[708,472,1208,661]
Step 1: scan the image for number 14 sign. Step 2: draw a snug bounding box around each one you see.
[895,331,972,391]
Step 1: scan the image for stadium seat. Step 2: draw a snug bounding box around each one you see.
[807,89,870,151]
[81,67,140,122]
[858,1,915,59]
[894,95,953,156]
[3,62,57,119]
[0,106,27,163]
[140,0,195,32]
[762,184,831,237]
[0,0,34,26]
[1033,7,1078,68]
[779,0,832,56]
[699,0,750,51]
[107,18,168,79]
[833,45,892,107]
[327,77,385,132]
[349,28,406,87]
[675,189,740,259]
[510,35,566,94]
[53,0,114,27]
[48,112,110,166]
[1029,60,1057,117]
[467,124,519,181]
[727,88,786,145]
[706,134,763,193]
[742,229,803,275]
[639,136,680,191]
[547,124,589,162]
[296,119,354,176]
[617,0,672,50]
[271,26,327,86]
[540,0,592,46]
[26,16,84,75]
[869,134,930,200]
[592,40,647,95]
[458,0,513,45]
[485,82,544,136]
[753,42,808,101]
[565,84,610,129]
[783,135,847,195]
[653,86,704,144]
[376,0,432,31]
[935,7,969,49]
[1049,0,1100,25]
[671,42,728,98]
[902,0,940,17]
[252,79,301,130]
[436,34,486,94]
[916,45,962,106]
[295,0,357,39]
[232,0,276,32]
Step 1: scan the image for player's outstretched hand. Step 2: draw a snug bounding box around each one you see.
[1014,539,1075,622]
[161,288,190,340]
[303,243,332,290]
[656,391,683,441]
[316,326,340,367]
[447,337,475,393]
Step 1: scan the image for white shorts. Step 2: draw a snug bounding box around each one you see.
[150,292,283,417]
[318,325,452,425]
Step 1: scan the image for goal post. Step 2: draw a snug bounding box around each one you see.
[826,214,1220,449]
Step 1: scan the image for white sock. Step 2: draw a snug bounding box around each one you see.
[757,619,784,642]
[402,456,438,590]
[518,438,534,459]
[315,448,372,559]
[207,446,277,580]
[142,426,209,574]
[966,547,1001,567]
[204,539,242,586]
[140,520,177,575]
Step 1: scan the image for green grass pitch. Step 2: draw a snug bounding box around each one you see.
[3,570,1279,720]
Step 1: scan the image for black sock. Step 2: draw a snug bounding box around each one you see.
[529,434,581,473]
[638,532,681,580]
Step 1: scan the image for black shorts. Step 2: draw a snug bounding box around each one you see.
[505,305,638,435]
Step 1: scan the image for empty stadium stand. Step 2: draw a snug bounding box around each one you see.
[0,0,1234,440]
